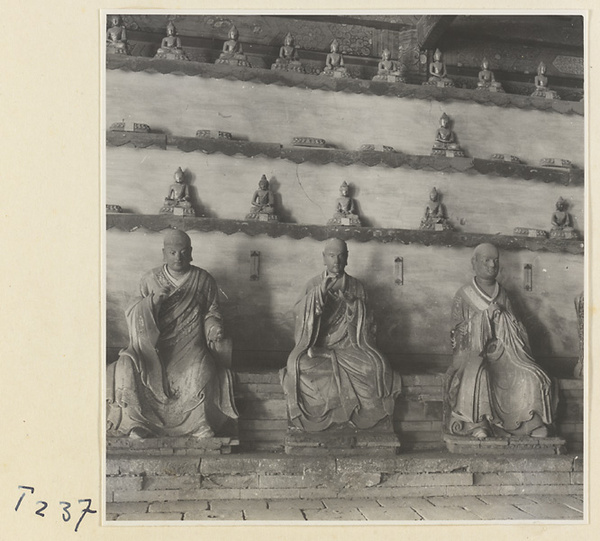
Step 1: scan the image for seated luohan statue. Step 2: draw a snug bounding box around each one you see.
[445,243,557,440]
[372,48,406,83]
[322,39,350,78]
[106,230,238,439]
[531,61,561,100]
[281,239,402,431]
[246,175,278,221]
[154,21,188,61]
[550,197,578,239]
[327,181,361,226]
[431,113,466,157]
[420,187,452,231]
[272,32,304,73]
[476,58,503,92]
[216,25,251,67]
[106,15,128,55]
[423,49,454,87]
[160,167,195,216]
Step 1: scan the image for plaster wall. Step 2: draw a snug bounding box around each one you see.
[106,230,582,368]
[106,71,584,167]
[106,147,584,234]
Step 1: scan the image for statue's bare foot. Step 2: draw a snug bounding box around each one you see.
[192,426,215,439]
[530,426,549,438]
[472,428,490,440]
[129,427,151,440]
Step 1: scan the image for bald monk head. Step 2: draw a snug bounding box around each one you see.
[322,238,348,277]
[163,229,193,275]
[471,243,499,284]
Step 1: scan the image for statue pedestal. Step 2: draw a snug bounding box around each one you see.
[160,206,196,217]
[107,434,239,456]
[443,434,567,455]
[514,227,548,238]
[284,420,401,456]
[550,229,579,239]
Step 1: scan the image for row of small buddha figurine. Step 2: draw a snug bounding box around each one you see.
[113,166,576,239]
[107,17,562,99]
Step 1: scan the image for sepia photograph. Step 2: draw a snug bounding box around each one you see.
[103,12,585,523]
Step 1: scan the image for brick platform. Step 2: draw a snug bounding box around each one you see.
[284,419,401,456]
[106,450,583,507]
[443,434,567,455]
[235,371,583,453]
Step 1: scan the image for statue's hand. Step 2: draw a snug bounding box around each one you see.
[321,276,334,295]
[488,302,503,320]
[207,324,224,342]
[337,289,356,305]
[155,286,171,302]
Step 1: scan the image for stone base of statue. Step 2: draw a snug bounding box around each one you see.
[246,212,278,222]
[107,44,128,55]
[491,154,522,163]
[322,67,350,79]
[271,60,305,73]
[107,430,239,456]
[284,418,400,456]
[216,54,251,67]
[514,227,548,238]
[160,204,195,217]
[477,84,504,93]
[531,88,561,100]
[443,433,566,455]
[155,49,188,61]
[431,145,466,158]
[550,228,579,239]
[106,204,123,213]
[423,78,455,88]
[540,158,573,169]
[372,73,406,83]
[420,219,453,231]
[328,214,361,226]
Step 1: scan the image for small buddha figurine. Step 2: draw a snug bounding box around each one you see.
[246,175,278,222]
[431,113,466,157]
[106,15,128,55]
[531,61,561,100]
[424,48,454,87]
[420,187,453,231]
[216,25,251,67]
[322,39,350,78]
[476,58,504,92]
[160,167,195,216]
[271,33,304,73]
[550,197,577,239]
[372,48,406,83]
[328,181,361,226]
[154,21,188,61]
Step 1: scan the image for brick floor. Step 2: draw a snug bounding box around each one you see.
[515,502,584,520]
[464,504,534,520]
[106,494,584,521]
[358,506,422,521]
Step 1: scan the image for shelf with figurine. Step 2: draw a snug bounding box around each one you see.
[106,119,584,187]
[105,212,583,255]
[106,168,583,254]
[105,26,583,117]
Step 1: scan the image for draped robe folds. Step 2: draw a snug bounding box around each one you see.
[447,279,556,436]
[106,265,238,437]
[281,272,401,432]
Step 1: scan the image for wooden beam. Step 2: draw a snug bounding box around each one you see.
[417,15,456,49]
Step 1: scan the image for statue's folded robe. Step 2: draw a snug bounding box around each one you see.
[107,265,237,437]
[282,272,401,432]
